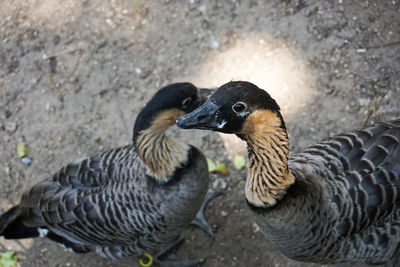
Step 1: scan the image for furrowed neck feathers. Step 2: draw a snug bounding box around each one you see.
[134,109,190,182]
[240,109,295,208]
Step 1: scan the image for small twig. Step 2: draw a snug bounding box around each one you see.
[42,47,79,60]
[365,40,400,49]
[371,104,377,119]
[362,108,373,126]
[92,89,110,97]
[69,49,82,78]
[362,99,381,126]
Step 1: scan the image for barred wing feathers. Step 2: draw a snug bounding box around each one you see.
[17,146,173,257]
[300,120,400,237]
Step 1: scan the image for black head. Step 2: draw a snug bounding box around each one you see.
[177,81,283,134]
[133,82,213,144]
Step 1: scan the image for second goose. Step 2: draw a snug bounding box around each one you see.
[0,83,218,266]
[177,81,400,266]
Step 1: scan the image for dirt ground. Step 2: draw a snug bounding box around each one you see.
[1,0,399,266]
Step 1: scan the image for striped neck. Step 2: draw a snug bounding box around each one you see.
[134,109,190,182]
[242,115,295,208]
[135,127,190,182]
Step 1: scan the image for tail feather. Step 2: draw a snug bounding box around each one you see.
[0,206,39,239]
[0,207,21,235]
[1,206,92,254]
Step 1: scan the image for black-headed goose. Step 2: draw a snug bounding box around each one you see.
[0,83,220,266]
[177,81,400,266]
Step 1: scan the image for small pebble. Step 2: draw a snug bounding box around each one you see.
[212,178,228,190]
[106,18,114,26]
[210,36,219,49]
[21,156,32,166]
[49,56,57,73]
[53,35,60,45]
[4,121,17,132]
[45,102,51,111]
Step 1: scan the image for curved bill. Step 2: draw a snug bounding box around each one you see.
[177,99,221,130]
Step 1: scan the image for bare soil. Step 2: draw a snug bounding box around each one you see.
[1,0,399,266]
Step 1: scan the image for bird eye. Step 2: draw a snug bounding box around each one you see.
[182,97,193,109]
[232,102,247,113]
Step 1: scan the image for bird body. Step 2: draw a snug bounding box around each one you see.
[247,119,400,264]
[0,83,210,260]
[177,81,400,265]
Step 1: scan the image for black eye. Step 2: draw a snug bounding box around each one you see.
[182,97,193,109]
[232,102,247,113]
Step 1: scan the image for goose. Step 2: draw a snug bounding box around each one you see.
[0,83,220,266]
[177,81,400,266]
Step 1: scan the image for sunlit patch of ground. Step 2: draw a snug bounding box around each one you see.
[185,34,316,159]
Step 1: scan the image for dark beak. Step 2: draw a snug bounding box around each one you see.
[198,88,217,105]
[177,99,222,130]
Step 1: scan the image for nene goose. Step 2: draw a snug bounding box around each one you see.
[0,83,219,266]
[177,81,400,266]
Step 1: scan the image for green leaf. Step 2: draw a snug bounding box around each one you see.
[206,157,216,172]
[213,163,228,176]
[233,155,246,170]
[0,251,18,267]
[17,142,28,159]
[206,157,228,175]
